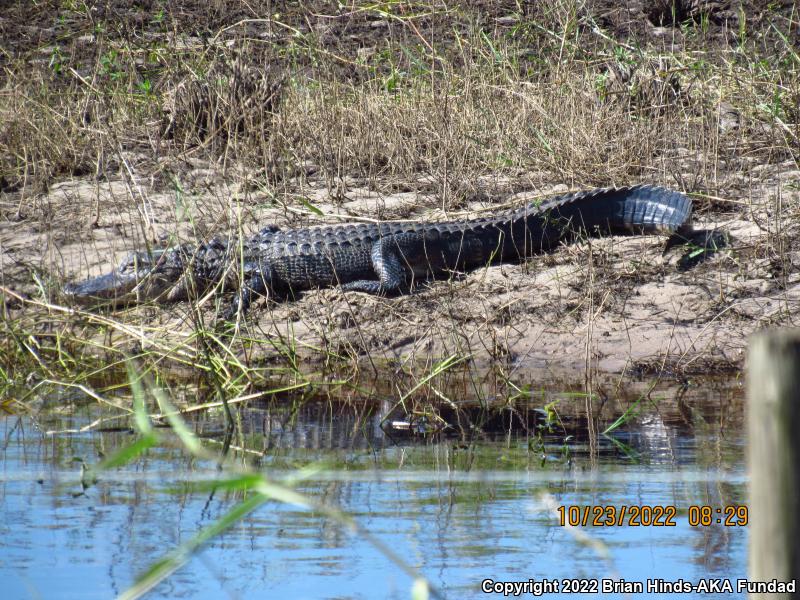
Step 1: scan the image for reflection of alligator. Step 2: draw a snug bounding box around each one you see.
[64,185,692,317]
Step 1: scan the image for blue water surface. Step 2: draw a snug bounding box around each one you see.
[0,381,747,599]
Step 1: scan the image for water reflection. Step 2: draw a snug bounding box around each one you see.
[1,375,746,599]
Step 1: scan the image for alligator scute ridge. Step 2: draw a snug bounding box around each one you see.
[63,185,692,317]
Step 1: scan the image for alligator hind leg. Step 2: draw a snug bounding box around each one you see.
[340,236,412,295]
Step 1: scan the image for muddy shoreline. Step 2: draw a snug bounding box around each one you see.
[2,166,798,375]
[1,1,799,377]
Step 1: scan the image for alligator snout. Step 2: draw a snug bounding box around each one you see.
[63,270,141,304]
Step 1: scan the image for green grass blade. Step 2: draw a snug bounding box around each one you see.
[126,360,153,435]
[150,382,206,457]
[119,492,269,600]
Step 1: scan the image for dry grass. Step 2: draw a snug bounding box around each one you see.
[2,1,796,195]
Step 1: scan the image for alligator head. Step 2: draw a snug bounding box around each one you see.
[63,248,190,306]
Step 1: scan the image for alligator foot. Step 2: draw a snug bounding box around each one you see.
[223,271,271,320]
[664,228,730,271]
[339,280,413,296]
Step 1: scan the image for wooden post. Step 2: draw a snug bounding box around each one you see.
[748,331,800,596]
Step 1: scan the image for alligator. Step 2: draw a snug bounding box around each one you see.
[63,185,692,318]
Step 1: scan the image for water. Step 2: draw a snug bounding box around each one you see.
[0,375,747,599]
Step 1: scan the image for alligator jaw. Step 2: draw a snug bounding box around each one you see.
[62,269,143,305]
[63,249,192,307]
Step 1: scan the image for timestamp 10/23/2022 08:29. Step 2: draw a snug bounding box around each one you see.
[556,504,749,527]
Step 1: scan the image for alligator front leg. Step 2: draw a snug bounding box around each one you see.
[340,235,415,295]
[224,264,273,319]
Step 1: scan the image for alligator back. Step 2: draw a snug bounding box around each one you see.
[245,185,692,292]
